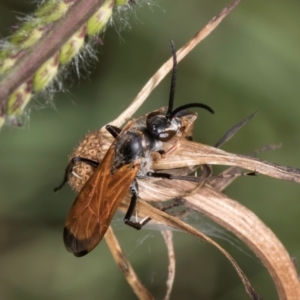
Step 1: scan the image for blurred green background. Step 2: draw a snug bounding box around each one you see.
[1,0,300,299]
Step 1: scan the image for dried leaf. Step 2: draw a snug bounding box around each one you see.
[152,137,300,184]
[133,196,262,300]
[133,178,300,299]
[210,144,282,190]
[215,111,259,148]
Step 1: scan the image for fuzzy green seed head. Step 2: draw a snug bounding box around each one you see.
[0,48,9,61]
[0,57,16,75]
[0,116,5,130]
[86,0,114,36]
[33,54,59,92]
[35,0,62,17]
[115,0,130,6]
[10,21,43,49]
[59,26,86,64]
[0,49,17,75]
[7,81,33,117]
[35,0,73,25]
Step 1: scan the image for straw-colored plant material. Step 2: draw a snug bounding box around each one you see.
[112,0,242,128]
[161,230,176,300]
[210,143,283,191]
[105,226,154,300]
[151,137,300,184]
[135,178,300,299]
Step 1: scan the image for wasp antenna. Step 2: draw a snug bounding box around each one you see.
[169,102,214,119]
[166,40,177,119]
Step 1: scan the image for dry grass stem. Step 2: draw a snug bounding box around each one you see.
[112,0,241,128]
[185,186,300,300]
[131,197,261,299]
[152,138,300,184]
[133,176,300,299]
[104,226,154,300]
[210,144,282,190]
[161,230,176,300]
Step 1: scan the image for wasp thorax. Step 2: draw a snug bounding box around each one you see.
[112,131,145,172]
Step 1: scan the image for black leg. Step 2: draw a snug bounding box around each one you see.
[54,157,99,192]
[72,157,99,168]
[123,177,197,231]
[160,198,185,212]
[106,124,122,138]
[157,149,166,156]
[124,180,151,229]
[147,166,212,199]
[124,166,213,228]
[146,171,202,183]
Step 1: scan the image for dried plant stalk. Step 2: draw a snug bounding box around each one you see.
[210,144,283,191]
[134,178,300,299]
[161,230,176,300]
[187,187,300,300]
[105,226,154,300]
[124,197,262,299]
[112,0,242,128]
[152,138,300,184]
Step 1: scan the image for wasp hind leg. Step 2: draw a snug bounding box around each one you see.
[124,179,151,229]
[124,164,211,230]
[124,180,188,230]
[54,157,99,192]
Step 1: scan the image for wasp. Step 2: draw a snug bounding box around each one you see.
[55,40,214,257]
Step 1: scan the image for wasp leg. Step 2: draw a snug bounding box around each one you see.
[157,149,166,156]
[158,198,190,219]
[125,181,189,230]
[54,157,99,192]
[147,164,213,197]
[146,171,202,183]
[160,198,186,211]
[105,124,122,138]
[147,162,212,184]
[124,179,151,229]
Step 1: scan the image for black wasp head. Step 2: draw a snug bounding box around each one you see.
[146,40,214,143]
[146,110,179,142]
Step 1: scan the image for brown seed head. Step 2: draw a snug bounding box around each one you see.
[68,126,114,192]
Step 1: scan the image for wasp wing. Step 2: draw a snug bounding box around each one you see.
[64,145,139,257]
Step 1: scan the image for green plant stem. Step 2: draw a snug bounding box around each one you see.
[0,0,105,103]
